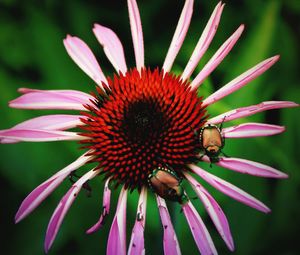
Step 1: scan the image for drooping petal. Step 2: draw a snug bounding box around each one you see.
[127,0,144,71]
[214,157,288,178]
[207,101,299,124]
[107,188,128,255]
[162,0,194,73]
[223,123,285,138]
[182,1,224,81]
[44,168,100,253]
[156,196,181,255]
[86,178,112,234]
[9,89,92,110]
[15,152,94,223]
[0,129,86,143]
[182,200,218,255]
[185,173,234,251]
[63,35,108,88]
[190,24,244,90]
[128,188,147,255]
[93,24,127,74]
[189,164,270,213]
[203,55,280,107]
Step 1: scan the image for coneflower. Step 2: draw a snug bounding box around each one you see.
[0,1,298,254]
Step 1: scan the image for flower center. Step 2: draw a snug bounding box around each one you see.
[80,68,207,190]
[123,100,164,143]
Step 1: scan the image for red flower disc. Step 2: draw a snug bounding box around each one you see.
[81,68,207,190]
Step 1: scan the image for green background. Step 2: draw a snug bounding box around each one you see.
[0,0,299,254]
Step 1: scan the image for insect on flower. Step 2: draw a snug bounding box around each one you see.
[148,166,189,204]
[199,122,225,163]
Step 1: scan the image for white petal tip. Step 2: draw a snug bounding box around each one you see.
[238,24,245,32]
[14,216,21,224]
[278,172,289,179]
[227,241,235,252]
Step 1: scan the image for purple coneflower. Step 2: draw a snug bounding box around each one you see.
[0,0,298,254]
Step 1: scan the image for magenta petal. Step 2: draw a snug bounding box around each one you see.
[128,188,147,255]
[203,55,280,107]
[156,196,181,255]
[182,2,224,81]
[163,0,194,72]
[189,164,271,213]
[18,88,93,100]
[11,114,85,131]
[86,178,112,234]
[44,168,100,253]
[15,152,93,223]
[223,123,285,138]
[182,201,217,255]
[215,157,288,178]
[93,24,127,74]
[0,129,85,142]
[127,0,144,71]
[9,90,92,110]
[107,188,127,255]
[185,173,234,251]
[63,35,108,87]
[208,101,299,124]
[191,24,244,90]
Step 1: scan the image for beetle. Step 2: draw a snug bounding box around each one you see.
[199,122,225,163]
[148,166,188,204]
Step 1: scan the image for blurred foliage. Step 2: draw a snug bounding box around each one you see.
[0,0,299,254]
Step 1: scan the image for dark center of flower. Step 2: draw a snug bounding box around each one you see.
[123,100,164,143]
[80,68,207,190]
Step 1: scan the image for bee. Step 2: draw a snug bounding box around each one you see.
[199,122,225,163]
[148,166,188,204]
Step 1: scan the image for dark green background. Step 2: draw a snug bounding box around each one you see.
[0,0,299,254]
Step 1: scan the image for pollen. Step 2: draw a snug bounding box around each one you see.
[80,68,207,190]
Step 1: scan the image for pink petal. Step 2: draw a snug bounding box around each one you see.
[208,101,299,124]
[107,188,127,255]
[128,188,147,255]
[156,196,181,255]
[18,88,93,100]
[63,35,108,88]
[162,0,194,73]
[15,152,94,223]
[189,164,271,213]
[190,24,244,90]
[93,24,127,74]
[127,0,144,71]
[182,200,217,255]
[223,123,285,138]
[86,178,112,234]
[185,173,234,251]
[182,2,224,81]
[0,129,85,142]
[9,89,92,110]
[203,55,280,107]
[11,114,85,131]
[215,157,288,178]
[45,168,100,253]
